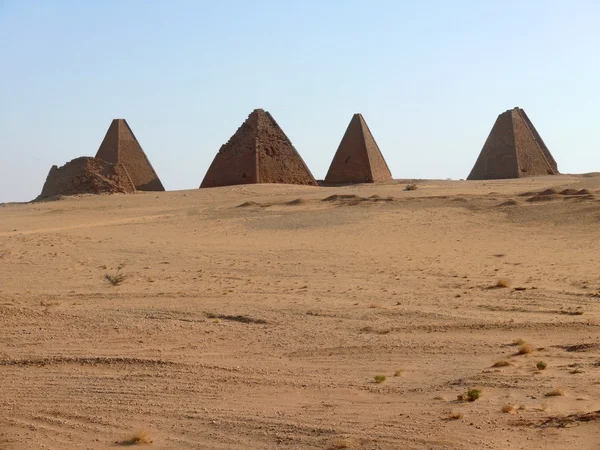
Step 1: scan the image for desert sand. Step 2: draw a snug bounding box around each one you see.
[2,175,600,449]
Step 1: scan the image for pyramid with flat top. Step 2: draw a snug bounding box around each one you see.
[324,113,392,184]
[200,109,317,188]
[95,119,164,191]
[467,107,558,180]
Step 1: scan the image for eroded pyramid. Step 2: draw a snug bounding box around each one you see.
[467,108,558,180]
[37,157,136,200]
[324,114,392,184]
[95,119,165,191]
[200,109,317,188]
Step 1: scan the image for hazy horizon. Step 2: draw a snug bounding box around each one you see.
[1,0,599,203]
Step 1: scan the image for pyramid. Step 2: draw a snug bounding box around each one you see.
[467,108,558,180]
[95,119,165,191]
[200,109,317,188]
[324,114,392,184]
[37,157,136,200]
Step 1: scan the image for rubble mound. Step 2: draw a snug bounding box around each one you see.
[37,157,136,200]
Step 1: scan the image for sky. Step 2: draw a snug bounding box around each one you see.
[1,0,599,202]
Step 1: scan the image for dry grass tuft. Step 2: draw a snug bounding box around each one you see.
[105,265,126,286]
[330,438,355,449]
[546,388,566,397]
[492,360,512,368]
[512,338,526,346]
[536,361,548,370]
[404,184,418,191]
[448,411,464,420]
[117,430,153,446]
[394,369,404,377]
[373,375,386,384]
[502,405,517,414]
[496,278,511,288]
[517,343,534,355]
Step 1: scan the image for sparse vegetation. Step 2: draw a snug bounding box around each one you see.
[205,313,267,324]
[537,361,548,370]
[117,430,153,445]
[374,375,386,384]
[492,360,512,368]
[330,438,354,449]
[105,264,126,286]
[495,278,511,288]
[517,343,534,355]
[513,338,526,346]
[458,388,482,402]
[502,405,517,414]
[467,389,481,401]
[394,369,404,377]
[448,411,464,420]
[404,184,418,191]
[546,388,566,397]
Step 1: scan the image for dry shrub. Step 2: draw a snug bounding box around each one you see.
[404,184,418,191]
[105,265,126,286]
[512,338,526,346]
[394,369,404,377]
[448,411,464,420]
[374,375,386,384]
[546,388,566,397]
[502,405,517,414]
[492,360,512,368]
[330,438,357,449]
[496,278,511,288]
[118,430,153,445]
[458,389,481,402]
[517,343,534,355]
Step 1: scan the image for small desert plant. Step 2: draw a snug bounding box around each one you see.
[394,369,404,377]
[502,405,517,414]
[467,389,481,401]
[546,388,566,397]
[536,361,548,370]
[373,375,386,384]
[118,430,153,445]
[448,411,464,420]
[517,343,534,355]
[459,389,481,402]
[330,438,354,449]
[496,278,511,288]
[492,360,512,368]
[404,184,418,191]
[105,264,126,286]
[512,338,526,346]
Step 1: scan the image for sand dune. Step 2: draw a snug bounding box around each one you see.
[2,175,600,449]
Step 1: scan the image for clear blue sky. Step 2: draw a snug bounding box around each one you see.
[1,0,599,202]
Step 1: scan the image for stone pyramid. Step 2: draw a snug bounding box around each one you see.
[37,157,136,200]
[467,108,558,180]
[200,109,317,188]
[95,119,165,191]
[324,114,392,184]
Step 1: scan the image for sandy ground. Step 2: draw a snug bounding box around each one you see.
[2,175,600,449]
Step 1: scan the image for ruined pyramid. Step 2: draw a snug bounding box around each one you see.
[95,119,165,191]
[324,114,392,184]
[37,157,136,200]
[200,109,317,188]
[467,108,558,180]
